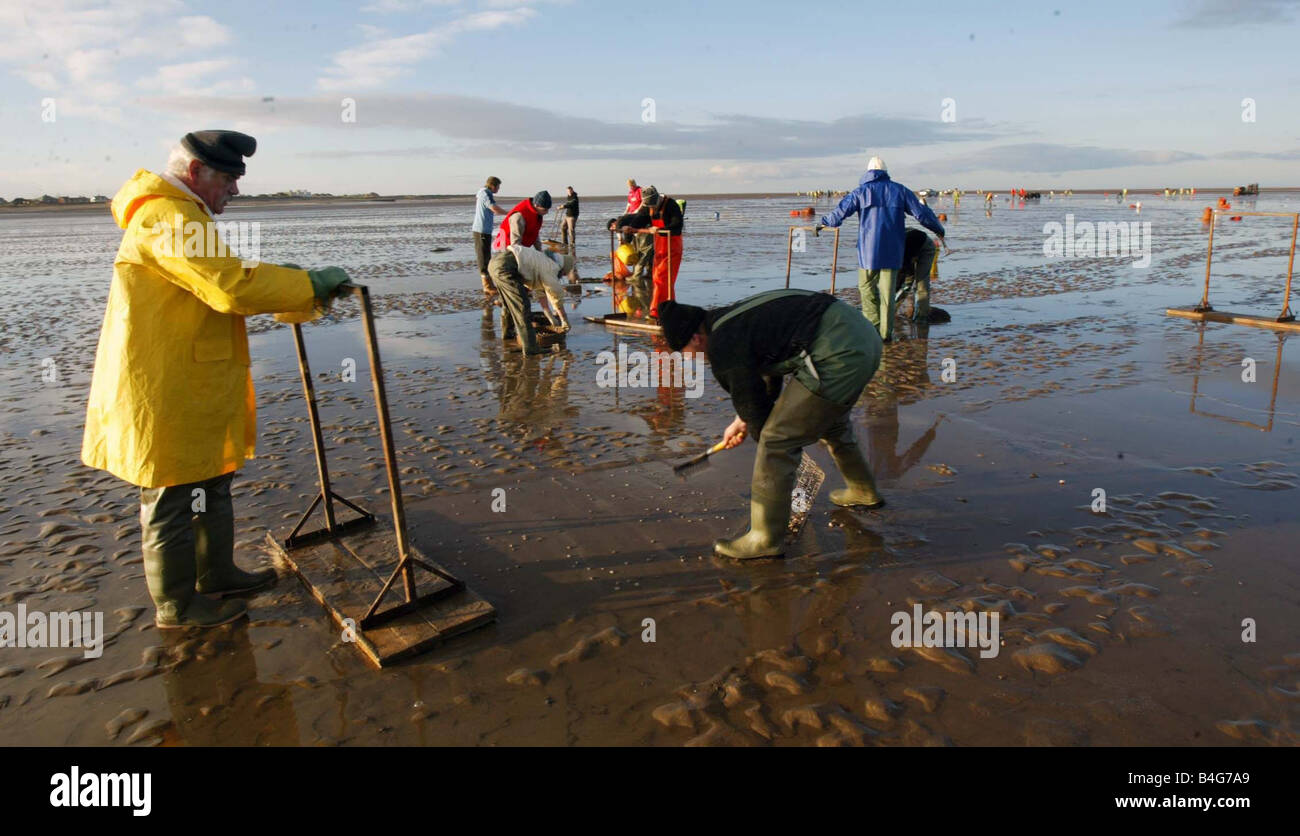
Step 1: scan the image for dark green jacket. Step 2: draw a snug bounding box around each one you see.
[704,289,835,434]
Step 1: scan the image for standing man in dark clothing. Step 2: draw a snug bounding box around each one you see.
[617,185,683,319]
[472,176,506,297]
[658,290,885,559]
[560,186,580,254]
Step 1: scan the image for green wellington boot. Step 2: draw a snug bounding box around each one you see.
[194,515,277,598]
[825,424,886,510]
[145,544,247,629]
[714,494,792,560]
[828,455,886,509]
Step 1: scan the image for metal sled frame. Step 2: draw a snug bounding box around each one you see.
[785,225,841,292]
[282,283,471,632]
[606,227,676,315]
[1167,211,1300,332]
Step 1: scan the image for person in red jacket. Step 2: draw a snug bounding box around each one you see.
[625,179,642,214]
[617,185,682,319]
[492,191,552,252]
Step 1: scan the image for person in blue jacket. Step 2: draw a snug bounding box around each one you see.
[818,157,945,342]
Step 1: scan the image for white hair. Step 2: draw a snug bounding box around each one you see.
[165,143,217,183]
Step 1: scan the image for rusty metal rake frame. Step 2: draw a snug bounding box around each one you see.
[284,282,466,630]
[785,225,842,291]
[1196,211,1298,322]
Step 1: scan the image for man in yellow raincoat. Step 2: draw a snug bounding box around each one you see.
[82,131,351,629]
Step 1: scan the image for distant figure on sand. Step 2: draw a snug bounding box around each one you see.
[81,131,353,629]
[818,157,945,342]
[560,186,580,253]
[625,179,642,214]
[472,176,507,297]
[658,291,885,559]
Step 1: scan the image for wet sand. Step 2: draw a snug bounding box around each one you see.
[1,193,1297,746]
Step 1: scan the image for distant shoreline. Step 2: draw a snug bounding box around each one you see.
[2,187,1294,216]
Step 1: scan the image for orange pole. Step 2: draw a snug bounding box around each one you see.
[1199,212,1215,311]
[1281,213,1298,321]
[666,229,675,302]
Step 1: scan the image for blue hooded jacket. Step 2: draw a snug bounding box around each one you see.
[820,170,945,270]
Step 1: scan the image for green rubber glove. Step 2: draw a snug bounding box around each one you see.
[307,267,350,301]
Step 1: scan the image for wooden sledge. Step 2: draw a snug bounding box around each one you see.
[1166,306,1300,333]
[583,312,664,334]
[268,282,495,667]
[265,522,493,667]
[1167,211,1298,333]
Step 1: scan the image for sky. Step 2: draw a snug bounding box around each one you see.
[0,0,1297,198]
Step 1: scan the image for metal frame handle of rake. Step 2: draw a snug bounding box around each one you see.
[285,282,465,629]
[1197,210,1298,322]
[785,225,841,292]
[608,227,623,313]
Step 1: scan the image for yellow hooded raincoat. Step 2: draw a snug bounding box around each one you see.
[81,170,316,488]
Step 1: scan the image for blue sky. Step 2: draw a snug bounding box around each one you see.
[0,0,1296,197]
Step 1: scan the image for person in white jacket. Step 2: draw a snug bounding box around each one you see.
[488,243,574,354]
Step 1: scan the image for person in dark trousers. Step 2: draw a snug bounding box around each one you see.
[472,176,506,296]
[818,157,945,342]
[560,186,579,253]
[898,228,937,321]
[658,290,885,559]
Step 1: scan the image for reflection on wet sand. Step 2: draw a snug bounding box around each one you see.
[1187,324,1288,432]
[160,625,299,746]
[864,326,942,483]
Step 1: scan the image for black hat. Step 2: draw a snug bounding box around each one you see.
[181,130,257,176]
[657,300,707,352]
[533,190,553,210]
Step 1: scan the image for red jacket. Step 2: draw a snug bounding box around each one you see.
[626,186,642,214]
[492,199,543,251]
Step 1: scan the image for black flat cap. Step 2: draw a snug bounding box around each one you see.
[181,130,257,176]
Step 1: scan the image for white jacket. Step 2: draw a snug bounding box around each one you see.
[508,244,569,327]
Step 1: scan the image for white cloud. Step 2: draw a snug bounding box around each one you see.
[360,0,463,12]
[0,2,236,109]
[317,8,536,90]
[176,14,234,47]
[139,58,255,96]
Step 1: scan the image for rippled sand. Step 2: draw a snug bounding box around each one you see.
[1,193,1297,745]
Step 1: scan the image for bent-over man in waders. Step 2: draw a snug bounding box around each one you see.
[658,290,885,559]
[81,131,352,628]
